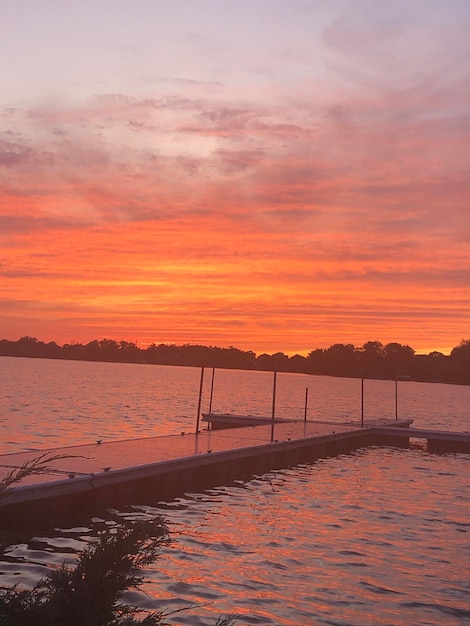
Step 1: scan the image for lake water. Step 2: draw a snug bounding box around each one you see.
[0,357,469,625]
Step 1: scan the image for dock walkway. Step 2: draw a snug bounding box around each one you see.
[1,418,468,527]
[0,418,405,488]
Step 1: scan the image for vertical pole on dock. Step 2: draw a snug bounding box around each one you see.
[304,387,309,423]
[195,366,205,434]
[361,378,364,428]
[208,367,215,416]
[395,378,398,421]
[271,370,277,443]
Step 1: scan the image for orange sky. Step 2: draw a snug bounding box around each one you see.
[1,2,469,356]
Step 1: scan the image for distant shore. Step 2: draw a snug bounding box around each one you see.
[1,336,469,385]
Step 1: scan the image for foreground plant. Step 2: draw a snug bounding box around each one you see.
[0,452,78,497]
[0,519,171,626]
[0,518,238,625]
[0,456,238,625]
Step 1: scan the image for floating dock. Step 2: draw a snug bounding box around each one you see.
[1,418,468,528]
[201,412,297,429]
[370,425,470,453]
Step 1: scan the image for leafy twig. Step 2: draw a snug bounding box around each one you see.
[0,453,81,497]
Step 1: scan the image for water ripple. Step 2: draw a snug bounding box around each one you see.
[1,360,469,624]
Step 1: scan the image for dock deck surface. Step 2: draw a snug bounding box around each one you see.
[1,419,368,487]
[2,418,468,493]
[2,418,468,525]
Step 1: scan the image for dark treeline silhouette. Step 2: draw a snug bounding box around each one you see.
[1,336,469,385]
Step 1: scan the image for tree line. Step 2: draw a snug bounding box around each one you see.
[1,336,469,385]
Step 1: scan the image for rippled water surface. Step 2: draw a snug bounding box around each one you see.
[1,449,469,625]
[0,357,469,625]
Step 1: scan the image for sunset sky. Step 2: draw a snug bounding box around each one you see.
[1,0,469,356]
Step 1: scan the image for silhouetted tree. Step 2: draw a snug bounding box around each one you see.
[288,354,308,373]
[256,353,273,371]
[450,339,470,384]
[322,343,357,377]
[118,341,140,363]
[306,348,325,375]
[145,343,179,365]
[358,341,384,377]
[382,342,415,378]
[415,351,448,383]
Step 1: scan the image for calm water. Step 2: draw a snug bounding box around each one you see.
[1,357,469,625]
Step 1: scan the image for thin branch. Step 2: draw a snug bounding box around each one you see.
[0,452,81,497]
